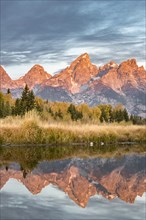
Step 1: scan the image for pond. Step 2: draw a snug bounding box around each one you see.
[0,145,146,219]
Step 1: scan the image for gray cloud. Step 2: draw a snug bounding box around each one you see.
[1,0,145,72]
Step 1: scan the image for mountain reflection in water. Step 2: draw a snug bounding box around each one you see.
[0,153,146,209]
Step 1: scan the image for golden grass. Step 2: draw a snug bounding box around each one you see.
[0,112,146,145]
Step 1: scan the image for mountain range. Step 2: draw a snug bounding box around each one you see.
[0,155,145,207]
[0,53,146,116]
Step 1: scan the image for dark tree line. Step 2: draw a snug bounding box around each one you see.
[0,85,36,117]
[97,104,129,123]
[130,115,146,125]
[0,86,146,125]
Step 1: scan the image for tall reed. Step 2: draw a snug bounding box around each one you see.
[0,113,146,145]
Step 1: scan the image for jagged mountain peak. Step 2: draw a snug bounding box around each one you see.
[74,52,90,62]
[19,64,52,89]
[70,53,91,69]
[42,53,98,94]
[99,61,118,71]
[29,64,47,71]
[119,58,138,70]
[24,64,51,77]
[0,65,11,78]
[1,55,146,116]
[0,65,13,90]
[68,53,98,88]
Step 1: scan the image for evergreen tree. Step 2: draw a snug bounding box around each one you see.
[18,85,36,115]
[123,108,129,122]
[27,90,35,111]
[14,98,21,115]
[68,104,76,115]
[7,88,11,94]
[67,104,83,121]
[21,84,29,101]
[116,110,124,122]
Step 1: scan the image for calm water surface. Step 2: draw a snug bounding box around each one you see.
[0,146,146,220]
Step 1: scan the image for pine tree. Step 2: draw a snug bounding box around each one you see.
[116,110,124,122]
[67,104,83,121]
[27,90,35,111]
[7,88,11,94]
[19,85,36,115]
[21,84,29,101]
[123,108,129,122]
[14,98,21,115]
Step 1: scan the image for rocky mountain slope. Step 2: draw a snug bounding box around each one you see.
[0,64,51,90]
[0,66,15,90]
[0,54,146,116]
[76,58,146,116]
[16,64,52,89]
[40,53,98,94]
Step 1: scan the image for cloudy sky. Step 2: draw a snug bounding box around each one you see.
[1,0,145,79]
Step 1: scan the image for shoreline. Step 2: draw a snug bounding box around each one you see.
[1,141,145,148]
[0,144,146,169]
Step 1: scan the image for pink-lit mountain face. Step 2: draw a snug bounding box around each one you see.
[1,54,146,116]
[0,66,15,90]
[16,64,52,89]
[41,53,98,93]
[0,64,51,90]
